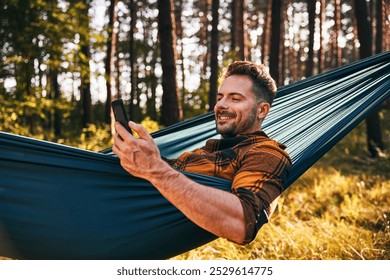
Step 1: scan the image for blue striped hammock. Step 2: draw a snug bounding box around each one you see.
[0,52,389,259]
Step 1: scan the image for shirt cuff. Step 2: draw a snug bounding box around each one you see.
[233,187,272,244]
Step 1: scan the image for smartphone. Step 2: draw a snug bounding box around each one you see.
[111,99,133,134]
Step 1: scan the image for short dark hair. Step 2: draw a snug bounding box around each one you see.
[222,61,277,105]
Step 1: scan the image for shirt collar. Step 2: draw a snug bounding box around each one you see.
[204,130,269,152]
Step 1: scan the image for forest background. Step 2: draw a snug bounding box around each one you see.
[0,0,389,260]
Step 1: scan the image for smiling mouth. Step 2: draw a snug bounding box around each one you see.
[216,111,236,120]
[218,115,234,120]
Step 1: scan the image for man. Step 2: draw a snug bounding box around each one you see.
[112,61,291,245]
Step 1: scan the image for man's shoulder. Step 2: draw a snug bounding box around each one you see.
[234,136,291,175]
[237,131,286,150]
[239,134,291,163]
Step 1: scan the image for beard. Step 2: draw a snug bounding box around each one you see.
[215,105,259,138]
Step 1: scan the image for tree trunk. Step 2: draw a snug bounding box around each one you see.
[278,0,287,83]
[261,0,272,65]
[105,0,119,125]
[231,0,247,60]
[174,0,186,115]
[158,0,182,126]
[334,0,342,67]
[352,9,359,61]
[79,2,92,128]
[385,0,390,51]
[375,0,383,54]
[49,69,62,138]
[269,0,282,85]
[147,55,158,121]
[80,44,92,127]
[354,0,384,158]
[296,33,303,80]
[199,0,209,78]
[129,0,136,121]
[306,0,315,77]
[354,0,372,58]
[318,0,325,73]
[209,0,220,111]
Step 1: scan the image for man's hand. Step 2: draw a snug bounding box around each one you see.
[112,121,169,180]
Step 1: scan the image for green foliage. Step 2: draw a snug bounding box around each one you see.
[62,123,113,152]
[140,117,160,134]
[182,79,210,119]
[0,95,30,136]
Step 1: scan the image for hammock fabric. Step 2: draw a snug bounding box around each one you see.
[0,52,389,260]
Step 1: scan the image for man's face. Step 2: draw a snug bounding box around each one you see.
[214,75,263,138]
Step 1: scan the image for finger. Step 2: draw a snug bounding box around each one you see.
[113,132,122,147]
[115,122,134,141]
[128,121,153,141]
[112,142,120,156]
[112,136,125,158]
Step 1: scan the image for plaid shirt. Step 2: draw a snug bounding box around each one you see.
[165,130,291,244]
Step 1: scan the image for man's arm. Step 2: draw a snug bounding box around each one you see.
[112,121,246,244]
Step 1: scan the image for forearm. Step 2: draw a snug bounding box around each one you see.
[149,160,246,244]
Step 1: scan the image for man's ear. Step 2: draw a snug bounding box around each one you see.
[257,102,270,119]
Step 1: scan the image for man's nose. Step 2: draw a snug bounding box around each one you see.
[215,97,228,110]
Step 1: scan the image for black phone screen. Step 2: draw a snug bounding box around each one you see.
[111,99,133,134]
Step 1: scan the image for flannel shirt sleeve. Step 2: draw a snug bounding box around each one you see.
[231,143,291,244]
